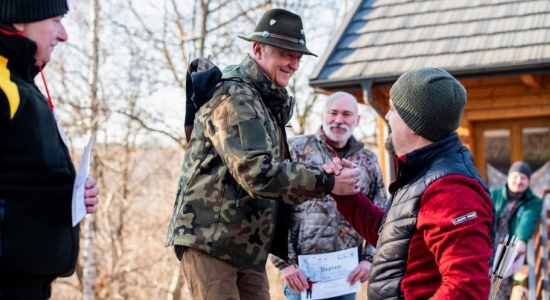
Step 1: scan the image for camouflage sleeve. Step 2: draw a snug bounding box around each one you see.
[270,191,304,269]
[285,143,301,266]
[361,243,375,262]
[269,254,290,269]
[269,215,300,270]
[205,87,334,205]
[365,152,388,210]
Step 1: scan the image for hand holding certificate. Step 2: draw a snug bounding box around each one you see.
[297,248,362,300]
[71,132,98,226]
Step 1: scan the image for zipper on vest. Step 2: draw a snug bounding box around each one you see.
[378,195,393,234]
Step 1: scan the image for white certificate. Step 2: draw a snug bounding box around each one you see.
[297,247,361,300]
[71,132,96,226]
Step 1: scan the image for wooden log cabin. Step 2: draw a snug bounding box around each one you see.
[309,0,550,195]
[309,0,550,297]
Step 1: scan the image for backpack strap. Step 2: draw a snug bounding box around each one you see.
[184,57,248,142]
[185,57,222,141]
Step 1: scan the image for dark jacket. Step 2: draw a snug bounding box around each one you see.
[334,134,495,300]
[0,24,78,277]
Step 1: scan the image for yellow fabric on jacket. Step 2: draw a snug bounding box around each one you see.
[0,55,20,119]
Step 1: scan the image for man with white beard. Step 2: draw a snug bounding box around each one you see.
[270,92,387,300]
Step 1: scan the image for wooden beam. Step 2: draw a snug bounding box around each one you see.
[521,74,542,88]
[376,116,392,188]
[466,96,550,110]
[463,106,550,121]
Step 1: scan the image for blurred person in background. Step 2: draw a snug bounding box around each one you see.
[493,161,543,300]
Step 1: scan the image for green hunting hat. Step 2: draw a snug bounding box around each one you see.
[238,8,317,57]
[0,0,69,24]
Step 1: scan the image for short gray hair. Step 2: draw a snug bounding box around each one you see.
[324,92,358,112]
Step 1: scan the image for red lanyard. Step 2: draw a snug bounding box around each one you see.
[0,28,24,37]
[1,28,54,110]
[38,65,54,111]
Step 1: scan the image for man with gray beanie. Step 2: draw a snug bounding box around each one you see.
[492,161,543,299]
[324,67,495,299]
[0,0,100,298]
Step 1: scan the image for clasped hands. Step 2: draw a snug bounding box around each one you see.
[322,157,361,196]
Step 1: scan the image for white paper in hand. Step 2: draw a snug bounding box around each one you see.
[297,247,361,300]
[71,132,96,226]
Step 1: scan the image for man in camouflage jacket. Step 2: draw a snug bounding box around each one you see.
[270,92,388,300]
[165,9,362,300]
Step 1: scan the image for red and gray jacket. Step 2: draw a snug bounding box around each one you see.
[334,133,495,300]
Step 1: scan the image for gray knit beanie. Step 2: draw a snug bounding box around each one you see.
[390,67,466,142]
[0,0,69,24]
[508,161,532,179]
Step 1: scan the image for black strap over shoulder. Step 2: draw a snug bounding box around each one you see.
[184,57,247,142]
[185,57,222,141]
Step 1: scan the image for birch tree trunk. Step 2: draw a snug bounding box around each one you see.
[82,0,101,298]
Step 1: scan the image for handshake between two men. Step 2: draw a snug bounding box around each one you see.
[323,157,362,196]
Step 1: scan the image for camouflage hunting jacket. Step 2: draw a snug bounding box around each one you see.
[270,129,388,269]
[165,55,335,272]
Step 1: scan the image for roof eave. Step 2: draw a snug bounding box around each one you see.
[310,0,363,80]
[310,61,550,92]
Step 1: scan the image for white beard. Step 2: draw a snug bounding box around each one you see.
[323,123,353,145]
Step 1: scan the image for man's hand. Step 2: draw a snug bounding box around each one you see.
[323,157,361,196]
[84,177,100,214]
[322,157,356,175]
[281,264,308,292]
[332,167,361,195]
[348,260,371,285]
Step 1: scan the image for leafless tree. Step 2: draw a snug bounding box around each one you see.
[43,0,364,299]
[79,0,102,299]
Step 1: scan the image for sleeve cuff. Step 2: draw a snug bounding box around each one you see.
[324,172,335,194]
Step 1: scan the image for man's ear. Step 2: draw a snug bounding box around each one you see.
[12,23,25,31]
[252,42,262,57]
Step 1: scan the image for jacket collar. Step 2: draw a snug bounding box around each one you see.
[0,23,39,80]
[316,127,364,156]
[234,54,294,125]
[390,133,463,192]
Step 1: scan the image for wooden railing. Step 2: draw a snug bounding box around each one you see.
[525,189,550,300]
